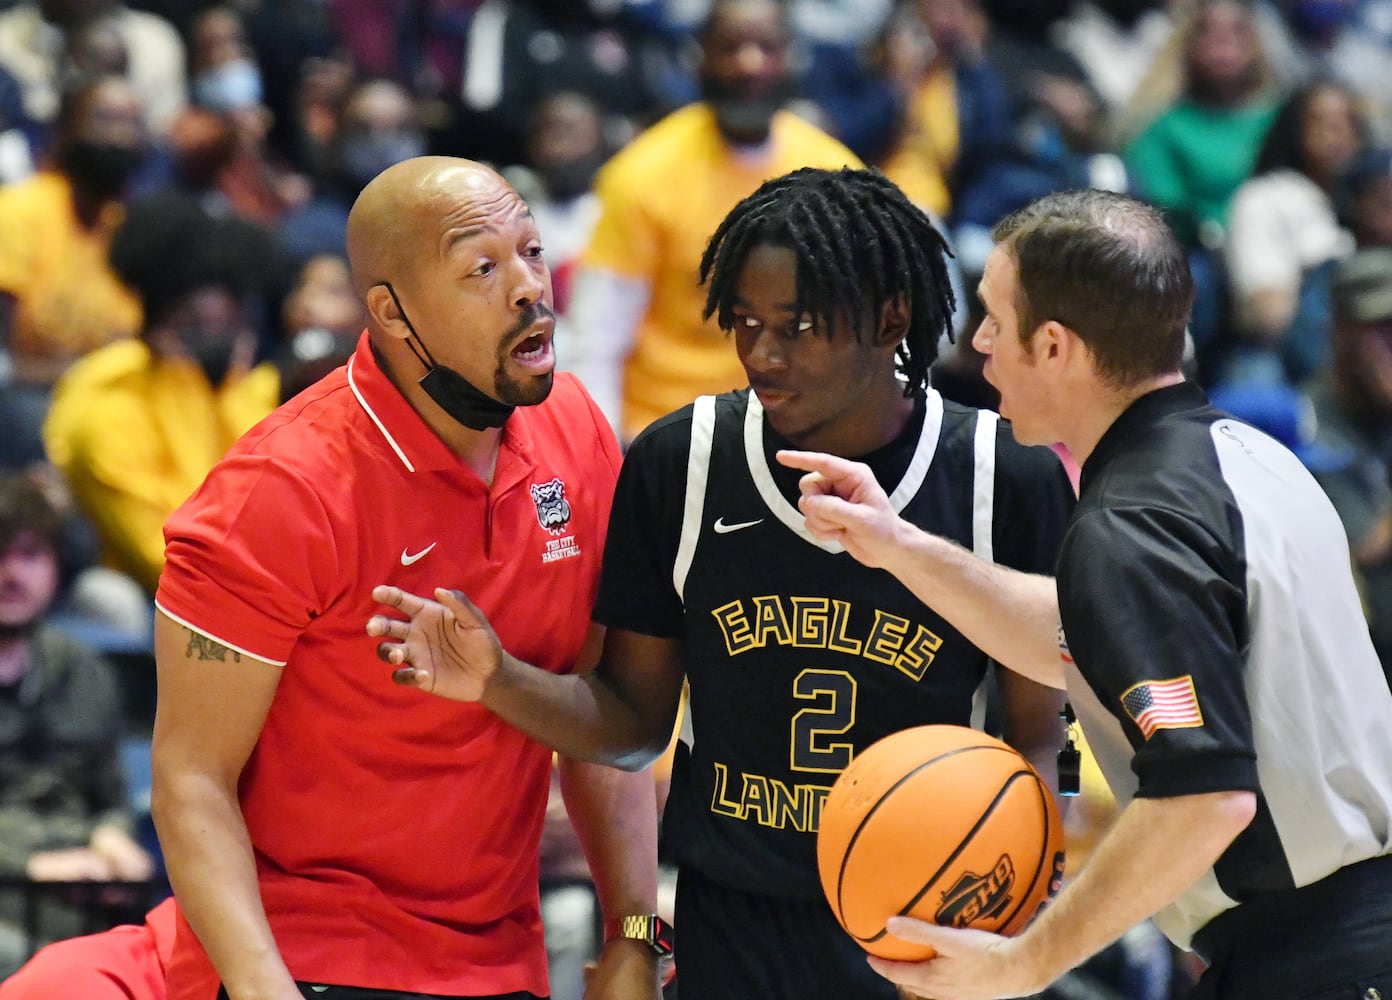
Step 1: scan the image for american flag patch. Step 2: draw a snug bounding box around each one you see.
[1121,675,1203,739]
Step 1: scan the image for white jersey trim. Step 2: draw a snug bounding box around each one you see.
[155,603,286,667]
[743,390,946,553]
[674,395,717,602]
[347,355,415,473]
[972,409,998,562]
[970,409,999,731]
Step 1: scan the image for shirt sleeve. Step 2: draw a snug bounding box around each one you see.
[1058,504,1259,798]
[156,453,336,664]
[591,411,692,637]
[580,156,662,282]
[990,429,1076,575]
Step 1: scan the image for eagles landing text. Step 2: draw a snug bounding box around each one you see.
[705,594,949,833]
[711,595,946,678]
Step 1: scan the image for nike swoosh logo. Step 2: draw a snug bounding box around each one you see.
[400,542,437,566]
[713,516,764,534]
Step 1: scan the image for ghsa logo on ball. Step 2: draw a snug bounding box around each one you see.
[935,854,1015,928]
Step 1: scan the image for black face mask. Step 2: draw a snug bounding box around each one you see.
[58,140,143,199]
[380,282,516,430]
[539,153,605,202]
[192,336,238,388]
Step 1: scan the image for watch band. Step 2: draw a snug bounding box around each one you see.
[604,914,675,956]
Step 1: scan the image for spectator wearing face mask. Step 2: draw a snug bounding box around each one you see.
[502,90,608,323]
[170,5,310,226]
[42,192,280,599]
[276,77,425,266]
[0,73,147,472]
[274,252,364,402]
[565,0,860,443]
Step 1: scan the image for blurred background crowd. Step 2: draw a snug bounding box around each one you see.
[3,0,1392,995]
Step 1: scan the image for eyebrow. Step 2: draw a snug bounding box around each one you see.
[442,209,537,254]
[731,295,800,313]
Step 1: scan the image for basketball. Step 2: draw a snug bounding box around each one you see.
[816,724,1065,961]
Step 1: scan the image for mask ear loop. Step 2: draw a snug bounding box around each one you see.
[378,281,435,372]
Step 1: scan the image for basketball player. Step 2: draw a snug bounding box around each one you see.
[368,167,1077,999]
[780,189,1392,999]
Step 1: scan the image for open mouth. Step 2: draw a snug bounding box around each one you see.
[752,384,794,408]
[512,332,549,359]
[510,324,555,373]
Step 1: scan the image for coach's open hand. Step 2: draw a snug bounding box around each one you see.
[368,585,505,700]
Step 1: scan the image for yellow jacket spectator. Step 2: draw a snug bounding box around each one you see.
[43,192,279,596]
[0,76,147,388]
[568,0,860,443]
[44,339,277,595]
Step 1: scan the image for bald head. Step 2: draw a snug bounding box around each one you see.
[346,156,518,302]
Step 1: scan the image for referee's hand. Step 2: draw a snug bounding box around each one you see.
[776,449,902,570]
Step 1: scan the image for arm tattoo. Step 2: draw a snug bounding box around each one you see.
[185,629,242,663]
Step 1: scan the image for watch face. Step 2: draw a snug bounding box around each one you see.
[652,916,674,956]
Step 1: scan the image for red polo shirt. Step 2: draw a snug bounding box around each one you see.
[156,334,620,998]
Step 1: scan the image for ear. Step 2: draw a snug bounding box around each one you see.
[875,294,911,349]
[364,284,410,342]
[1034,319,1071,368]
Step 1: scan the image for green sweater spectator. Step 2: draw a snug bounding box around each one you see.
[1124,98,1279,248]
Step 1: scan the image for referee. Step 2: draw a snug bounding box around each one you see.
[782,188,1392,1000]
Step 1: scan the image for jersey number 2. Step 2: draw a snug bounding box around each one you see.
[790,669,857,773]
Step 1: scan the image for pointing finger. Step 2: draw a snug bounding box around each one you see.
[776,449,834,473]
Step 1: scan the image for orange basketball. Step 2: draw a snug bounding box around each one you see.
[816,724,1065,961]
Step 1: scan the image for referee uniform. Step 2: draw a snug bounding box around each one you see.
[1056,382,1392,998]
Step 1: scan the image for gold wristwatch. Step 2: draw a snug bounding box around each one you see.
[604,914,674,957]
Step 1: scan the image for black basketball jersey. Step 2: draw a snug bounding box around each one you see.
[595,388,1075,900]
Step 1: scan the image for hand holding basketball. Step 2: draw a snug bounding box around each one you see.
[816,725,1065,963]
[868,916,1049,1000]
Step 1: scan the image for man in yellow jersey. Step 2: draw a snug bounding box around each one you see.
[566,0,860,444]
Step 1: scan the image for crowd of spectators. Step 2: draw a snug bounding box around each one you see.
[2,0,1392,995]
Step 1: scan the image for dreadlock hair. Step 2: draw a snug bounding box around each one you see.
[699,167,956,395]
